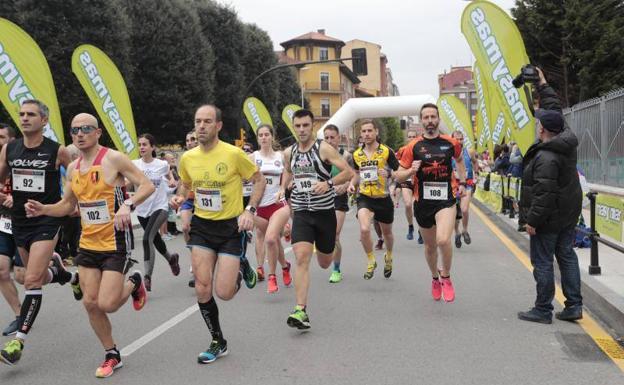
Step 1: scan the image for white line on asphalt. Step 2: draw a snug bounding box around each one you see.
[120,304,198,357]
[120,245,295,357]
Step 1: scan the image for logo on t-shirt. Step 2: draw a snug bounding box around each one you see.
[216,163,228,175]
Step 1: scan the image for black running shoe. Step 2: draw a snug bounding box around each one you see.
[454,234,462,248]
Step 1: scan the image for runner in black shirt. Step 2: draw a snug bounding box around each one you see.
[0,100,75,365]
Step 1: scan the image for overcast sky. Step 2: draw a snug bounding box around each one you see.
[219,0,517,98]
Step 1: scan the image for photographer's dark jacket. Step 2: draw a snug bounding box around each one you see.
[519,83,582,233]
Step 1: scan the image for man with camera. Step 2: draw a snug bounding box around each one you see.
[517,66,583,324]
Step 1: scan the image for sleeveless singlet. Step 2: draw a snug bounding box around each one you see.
[6,136,62,227]
[254,150,284,207]
[290,140,334,211]
[71,147,133,253]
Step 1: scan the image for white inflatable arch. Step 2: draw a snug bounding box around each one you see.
[316,95,437,139]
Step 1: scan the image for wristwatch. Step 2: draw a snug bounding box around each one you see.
[123,199,135,211]
[327,179,334,188]
[245,205,257,215]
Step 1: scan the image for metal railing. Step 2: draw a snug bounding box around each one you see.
[304,81,343,92]
[580,187,624,275]
[564,88,624,187]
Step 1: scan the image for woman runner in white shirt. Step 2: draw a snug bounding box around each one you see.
[251,125,292,293]
[131,134,180,291]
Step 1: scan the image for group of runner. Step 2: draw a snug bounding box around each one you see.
[0,100,479,377]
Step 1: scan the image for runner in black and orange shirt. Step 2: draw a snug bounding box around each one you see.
[395,103,467,303]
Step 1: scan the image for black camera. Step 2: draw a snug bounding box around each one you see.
[512,64,540,88]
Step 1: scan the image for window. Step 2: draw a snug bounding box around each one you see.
[320,72,330,90]
[319,47,328,61]
[351,48,368,75]
[321,98,330,117]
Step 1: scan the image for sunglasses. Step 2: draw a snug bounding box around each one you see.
[70,125,97,135]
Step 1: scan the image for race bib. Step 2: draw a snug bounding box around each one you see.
[0,215,11,234]
[243,183,253,196]
[12,169,45,192]
[294,173,316,193]
[265,175,280,186]
[79,200,111,225]
[196,188,223,212]
[423,182,448,200]
[360,166,379,183]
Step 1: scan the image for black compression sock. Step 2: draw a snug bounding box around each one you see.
[198,298,223,342]
[17,288,43,337]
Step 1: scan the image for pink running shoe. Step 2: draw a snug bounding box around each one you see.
[441,277,455,302]
[431,279,442,301]
[282,261,292,287]
[267,274,278,294]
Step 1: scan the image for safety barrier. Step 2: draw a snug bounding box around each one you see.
[473,172,624,275]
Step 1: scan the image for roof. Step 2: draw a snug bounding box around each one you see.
[280,31,345,49]
[276,51,300,65]
[344,39,382,49]
[439,67,473,91]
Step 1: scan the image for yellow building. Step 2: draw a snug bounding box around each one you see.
[279,29,360,134]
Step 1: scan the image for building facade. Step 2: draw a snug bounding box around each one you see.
[279,29,360,135]
[438,65,478,119]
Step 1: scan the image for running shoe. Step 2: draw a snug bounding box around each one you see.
[50,252,68,285]
[161,233,173,241]
[329,270,342,283]
[454,234,462,248]
[431,279,442,301]
[95,354,123,378]
[130,271,147,311]
[417,231,424,244]
[407,227,414,240]
[0,339,23,365]
[462,232,472,245]
[143,275,152,292]
[256,266,265,282]
[374,239,384,250]
[441,277,455,302]
[267,274,278,294]
[188,277,195,288]
[168,253,181,276]
[287,306,310,330]
[383,253,392,278]
[363,261,377,280]
[282,261,292,287]
[240,257,257,289]
[1,317,20,336]
[71,272,83,301]
[198,340,228,364]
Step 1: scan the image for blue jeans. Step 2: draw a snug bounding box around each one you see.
[529,226,582,315]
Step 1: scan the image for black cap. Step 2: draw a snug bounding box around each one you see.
[535,109,564,134]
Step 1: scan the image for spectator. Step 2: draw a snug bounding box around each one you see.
[508,142,523,178]
[492,144,510,175]
[517,67,583,324]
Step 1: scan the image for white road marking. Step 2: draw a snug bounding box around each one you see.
[121,245,295,357]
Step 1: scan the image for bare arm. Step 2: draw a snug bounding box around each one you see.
[113,152,155,207]
[320,142,353,186]
[56,146,71,169]
[0,145,9,182]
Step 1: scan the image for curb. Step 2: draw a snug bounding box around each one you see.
[473,199,624,340]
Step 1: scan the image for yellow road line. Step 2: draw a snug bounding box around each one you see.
[472,204,624,371]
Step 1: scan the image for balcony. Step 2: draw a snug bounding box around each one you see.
[304,82,343,93]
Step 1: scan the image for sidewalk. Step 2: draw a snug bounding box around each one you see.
[474,200,624,339]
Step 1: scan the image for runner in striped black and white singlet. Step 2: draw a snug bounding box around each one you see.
[282,109,353,330]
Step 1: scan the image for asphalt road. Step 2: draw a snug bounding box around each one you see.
[1,206,623,385]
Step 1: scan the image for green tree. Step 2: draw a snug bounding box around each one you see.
[377,117,404,151]
[512,0,624,104]
[125,0,214,145]
[192,0,245,142]
[0,0,133,144]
